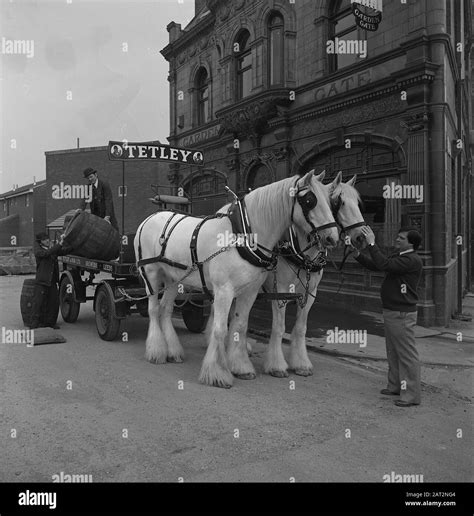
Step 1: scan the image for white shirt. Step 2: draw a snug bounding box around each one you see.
[399,249,414,256]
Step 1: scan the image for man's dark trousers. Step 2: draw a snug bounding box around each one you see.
[30,283,59,328]
[383,309,421,404]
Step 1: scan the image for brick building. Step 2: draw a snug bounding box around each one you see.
[161,0,473,326]
[0,180,47,246]
[44,146,170,236]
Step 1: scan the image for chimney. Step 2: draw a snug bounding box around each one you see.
[167,21,182,43]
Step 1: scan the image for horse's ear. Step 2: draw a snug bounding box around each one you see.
[346,174,357,187]
[314,170,326,182]
[330,171,343,190]
[301,169,315,187]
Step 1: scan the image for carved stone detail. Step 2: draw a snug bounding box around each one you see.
[225,156,239,172]
[273,148,289,161]
[401,112,430,132]
[293,95,405,139]
[217,94,291,141]
[241,152,274,168]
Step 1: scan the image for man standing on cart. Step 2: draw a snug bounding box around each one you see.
[80,167,118,231]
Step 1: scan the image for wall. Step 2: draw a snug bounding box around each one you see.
[45,147,170,235]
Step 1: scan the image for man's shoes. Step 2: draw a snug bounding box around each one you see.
[380,389,399,396]
[394,400,419,407]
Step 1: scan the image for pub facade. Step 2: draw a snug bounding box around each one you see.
[161,0,473,326]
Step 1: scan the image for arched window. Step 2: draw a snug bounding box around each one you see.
[247,164,272,190]
[268,13,284,86]
[196,68,209,125]
[183,171,228,216]
[330,0,361,71]
[235,30,252,99]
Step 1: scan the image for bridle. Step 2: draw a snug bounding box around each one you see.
[331,193,366,234]
[290,179,338,250]
[330,192,366,271]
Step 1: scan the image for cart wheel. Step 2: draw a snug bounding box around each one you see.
[95,285,121,341]
[181,301,209,333]
[59,276,80,323]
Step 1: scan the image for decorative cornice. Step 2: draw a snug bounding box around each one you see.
[161,14,215,60]
[216,89,292,140]
[286,85,403,126]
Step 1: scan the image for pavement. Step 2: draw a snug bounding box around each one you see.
[249,293,474,369]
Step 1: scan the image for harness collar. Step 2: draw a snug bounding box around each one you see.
[227,197,278,270]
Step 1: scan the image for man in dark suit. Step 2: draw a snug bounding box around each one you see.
[30,232,72,329]
[81,168,118,231]
[353,226,423,407]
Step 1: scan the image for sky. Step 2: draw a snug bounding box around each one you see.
[0,0,195,192]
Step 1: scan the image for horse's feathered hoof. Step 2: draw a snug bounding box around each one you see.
[146,354,167,364]
[234,372,256,380]
[268,370,289,378]
[293,368,313,377]
[167,355,183,363]
[199,366,234,389]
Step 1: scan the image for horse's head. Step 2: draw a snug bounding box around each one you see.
[328,172,366,249]
[292,170,339,250]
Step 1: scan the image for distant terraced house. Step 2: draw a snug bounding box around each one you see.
[0,180,47,247]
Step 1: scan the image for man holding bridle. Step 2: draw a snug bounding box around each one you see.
[352,225,423,407]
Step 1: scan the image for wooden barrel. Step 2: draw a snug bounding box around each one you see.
[120,232,136,263]
[20,279,36,326]
[63,210,120,261]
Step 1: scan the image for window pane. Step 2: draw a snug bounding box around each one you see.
[270,27,283,84]
[240,53,252,69]
[200,85,208,101]
[202,99,209,123]
[241,68,252,97]
[335,13,355,34]
[334,30,360,69]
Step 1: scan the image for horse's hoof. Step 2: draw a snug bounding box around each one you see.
[212,380,232,389]
[268,370,289,378]
[234,372,256,380]
[167,356,183,363]
[293,368,313,377]
[146,355,167,364]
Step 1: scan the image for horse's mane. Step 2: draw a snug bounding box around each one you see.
[331,180,362,204]
[243,176,296,238]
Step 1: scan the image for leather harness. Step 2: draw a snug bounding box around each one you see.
[136,183,343,300]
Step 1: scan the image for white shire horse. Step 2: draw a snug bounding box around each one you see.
[262,172,366,378]
[134,170,338,388]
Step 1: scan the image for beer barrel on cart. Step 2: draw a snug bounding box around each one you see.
[63,210,120,261]
[20,278,36,326]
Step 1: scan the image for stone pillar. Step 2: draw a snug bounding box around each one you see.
[168,68,176,138]
[285,30,297,86]
[220,56,233,105]
[313,15,329,79]
[403,111,436,326]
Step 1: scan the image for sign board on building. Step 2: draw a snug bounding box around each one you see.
[351,0,382,31]
[178,124,222,148]
[108,141,204,165]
